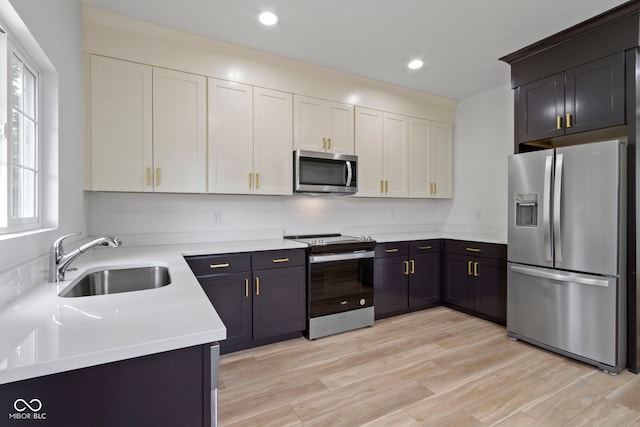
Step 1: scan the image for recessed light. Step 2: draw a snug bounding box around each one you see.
[408,59,424,70]
[259,11,279,26]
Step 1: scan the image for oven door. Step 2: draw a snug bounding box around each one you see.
[309,251,374,318]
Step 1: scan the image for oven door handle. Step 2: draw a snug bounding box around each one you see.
[310,251,375,263]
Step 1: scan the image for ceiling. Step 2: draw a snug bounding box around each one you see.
[79,0,630,101]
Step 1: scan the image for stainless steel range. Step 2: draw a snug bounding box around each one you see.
[287,234,376,339]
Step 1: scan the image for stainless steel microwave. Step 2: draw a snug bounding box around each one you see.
[293,150,358,194]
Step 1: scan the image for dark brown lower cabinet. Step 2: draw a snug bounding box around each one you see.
[444,240,507,324]
[0,344,212,427]
[374,240,441,319]
[186,249,306,354]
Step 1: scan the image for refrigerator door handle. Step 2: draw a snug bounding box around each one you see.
[509,264,610,287]
[543,155,553,262]
[553,153,564,262]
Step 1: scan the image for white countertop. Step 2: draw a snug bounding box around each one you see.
[360,231,507,245]
[0,231,503,386]
[0,238,306,385]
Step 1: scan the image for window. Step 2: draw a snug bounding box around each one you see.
[0,30,41,234]
[9,50,38,226]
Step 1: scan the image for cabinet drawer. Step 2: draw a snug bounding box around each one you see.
[185,253,251,277]
[375,242,409,258]
[251,249,306,270]
[409,240,442,255]
[445,240,506,260]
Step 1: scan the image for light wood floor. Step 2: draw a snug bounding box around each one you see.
[218,307,640,426]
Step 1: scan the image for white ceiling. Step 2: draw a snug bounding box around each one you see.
[79,0,630,101]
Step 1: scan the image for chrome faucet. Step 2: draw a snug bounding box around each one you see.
[48,233,122,283]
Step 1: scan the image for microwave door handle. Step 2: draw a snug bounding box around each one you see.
[346,161,353,186]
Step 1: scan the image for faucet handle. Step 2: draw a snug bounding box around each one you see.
[52,232,81,252]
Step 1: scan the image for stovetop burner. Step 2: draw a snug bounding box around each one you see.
[287,233,372,246]
[285,233,376,254]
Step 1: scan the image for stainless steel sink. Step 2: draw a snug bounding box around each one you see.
[59,266,171,297]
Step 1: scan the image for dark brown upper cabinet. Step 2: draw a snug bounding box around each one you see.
[515,53,625,145]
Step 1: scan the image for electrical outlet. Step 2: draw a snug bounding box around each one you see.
[212,211,221,224]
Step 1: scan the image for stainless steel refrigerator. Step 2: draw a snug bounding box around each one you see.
[507,139,627,373]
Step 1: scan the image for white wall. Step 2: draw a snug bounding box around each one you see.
[86,192,451,242]
[0,0,84,276]
[443,84,514,237]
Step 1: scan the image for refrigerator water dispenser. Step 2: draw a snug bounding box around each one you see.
[515,193,538,227]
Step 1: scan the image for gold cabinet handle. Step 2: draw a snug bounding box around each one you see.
[385,248,399,253]
[272,258,289,263]
[474,262,479,277]
[245,278,249,298]
[209,263,230,269]
[410,260,415,274]
[155,168,160,186]
[404,260,410,275]
[255,173,260,189]
[146,167,152,186]
[429,183,433,194]
[466,247,481,253]
[255,277,260,296]
[566,113,573,128]
[418,246,432,250]
[434,183,437,194]
[249,172,253,189]
[327,137,331,149]
[556,115,563,130]
[385,180,389,193]
[322,137,327,149]
[467,260,473,276]
[380,180,384,194]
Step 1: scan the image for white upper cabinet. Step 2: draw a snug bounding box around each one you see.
[354,107,384,197]
[208,79,254,194]
[209,79,293,195]
[253,87,293,195]
[382,112,409,197]
[90,55,152,192]
[355,107,408,197]
[153,68,207,193]
[88,55,206,193]
[428,121,453,198]
[294,94,354,154]
[408,117,453,198]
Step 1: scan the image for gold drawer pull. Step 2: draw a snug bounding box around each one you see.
[146,167,152,186]
[474,262,479,277]
[410,260,415,274]
[465,247,481,253]
[385,248,399,253]
[566,113,573,128]
[467,260,473,276]
[256,277,260,296]
[155,168,161,186]
[209,263,230,269]
[272,258,290,263]
[556,115,563,130]
[245,278,249,298]
[404,260,410,275]
[418,245,432,250]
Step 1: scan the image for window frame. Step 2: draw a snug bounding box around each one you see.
[1,30,41,234]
